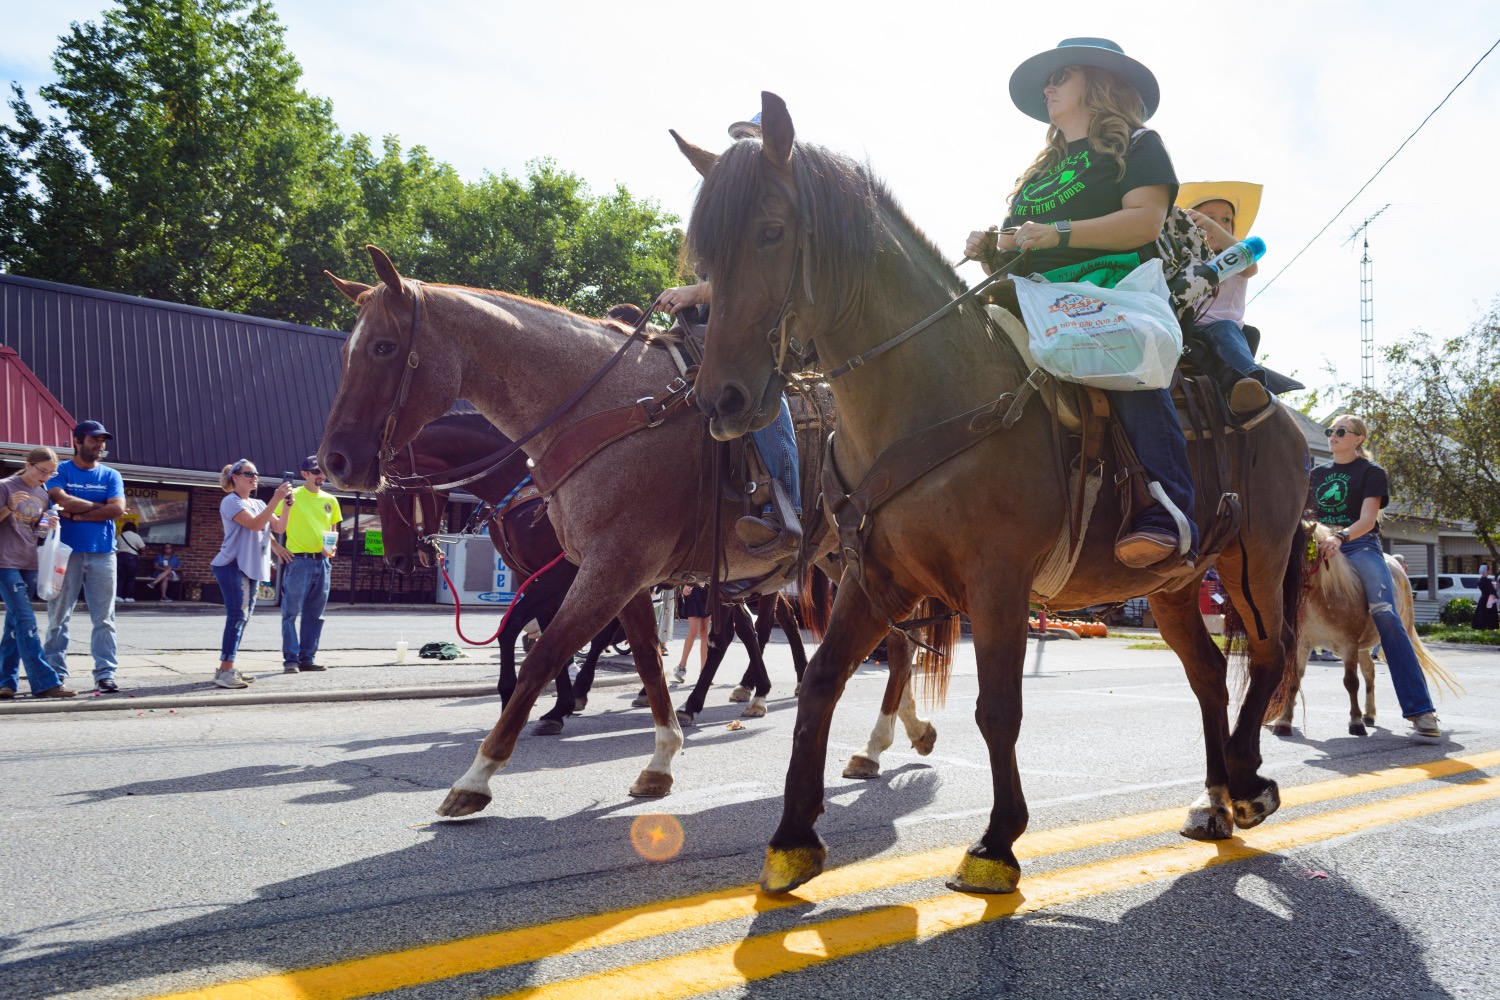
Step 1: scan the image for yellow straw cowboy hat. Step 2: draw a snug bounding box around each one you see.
[1176,182,1263,241]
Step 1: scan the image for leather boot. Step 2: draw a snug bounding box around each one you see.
[736,480,802,562]
[1228,373,1271,416]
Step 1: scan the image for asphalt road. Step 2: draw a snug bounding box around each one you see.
[3,632,1497,999]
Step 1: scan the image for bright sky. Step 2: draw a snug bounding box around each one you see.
[5,0,1499,406]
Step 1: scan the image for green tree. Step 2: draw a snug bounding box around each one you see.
[1353,309,1500,563]
[1,0,362,324]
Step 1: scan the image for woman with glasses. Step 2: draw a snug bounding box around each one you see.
[0,447,75,698]
[965,38,1195,570]
[209,460,292,688]
[1310,415,1442,738]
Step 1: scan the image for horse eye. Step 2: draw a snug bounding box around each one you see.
[373,340,398,358]
[759,224,784,245]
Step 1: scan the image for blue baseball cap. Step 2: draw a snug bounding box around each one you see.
[728,112,762,140]
[72,420,113,440]
[300,454,322,472]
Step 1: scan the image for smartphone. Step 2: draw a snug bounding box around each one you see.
[281,471,297,505]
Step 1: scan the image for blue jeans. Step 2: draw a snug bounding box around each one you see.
[280,556,330,665]
[1,569,64,694]
[213,563,258,663]
[115,552,138,599]
[1342,534,1434,718]
[1194,319,1264,380]
[749,396,802,516]
[1107,387,1198,550]
[44,550,118,682]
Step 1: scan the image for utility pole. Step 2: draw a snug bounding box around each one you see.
[1343,205,1390,391]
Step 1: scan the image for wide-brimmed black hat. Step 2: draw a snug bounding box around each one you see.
[1009,37,1159,123]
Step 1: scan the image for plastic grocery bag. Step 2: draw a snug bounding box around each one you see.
[37,531,72,601]
[1011,257,1182,391]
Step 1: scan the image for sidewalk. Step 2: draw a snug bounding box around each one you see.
[1,603,640,716]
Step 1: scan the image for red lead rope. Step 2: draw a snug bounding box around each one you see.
[436,550,567,646]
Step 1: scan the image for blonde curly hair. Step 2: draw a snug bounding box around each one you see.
[1009,66,1147,202]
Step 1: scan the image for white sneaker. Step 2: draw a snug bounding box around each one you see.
[123,597,135,603]
[161,597,173,603]
[213,669,249,689]
[1409,712,1442,738]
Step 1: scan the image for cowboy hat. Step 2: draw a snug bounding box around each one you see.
[1176,181,1263,240]
[1009,37,1160,123]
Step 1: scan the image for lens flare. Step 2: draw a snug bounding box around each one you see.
[629,814,685,862]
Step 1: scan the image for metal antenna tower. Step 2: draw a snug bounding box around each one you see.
[1343,205,1390,390]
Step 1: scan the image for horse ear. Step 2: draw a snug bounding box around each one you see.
[760,91,794,170]
[606,303,645,325]
[325,271,371,303]
[671,129,719,179]
[366,244,405,295]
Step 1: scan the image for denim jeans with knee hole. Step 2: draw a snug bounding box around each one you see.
[1341,534,1434,718]
[1,569,63,693]
[212,564,258,663]
[748,396,802,516]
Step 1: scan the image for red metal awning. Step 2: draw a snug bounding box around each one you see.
[0,345,75,448]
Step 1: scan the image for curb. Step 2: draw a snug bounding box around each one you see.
[0,672,640,716]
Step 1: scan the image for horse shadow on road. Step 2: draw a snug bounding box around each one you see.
[5,762,942,999]
[729,841,1457,999]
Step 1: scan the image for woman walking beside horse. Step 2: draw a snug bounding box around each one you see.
[1310,415,1442,738]
[965,37,1196,569]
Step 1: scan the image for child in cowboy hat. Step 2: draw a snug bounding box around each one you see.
[1175,182,1302,415]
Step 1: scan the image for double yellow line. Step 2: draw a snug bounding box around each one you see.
[157,750,1500,1000]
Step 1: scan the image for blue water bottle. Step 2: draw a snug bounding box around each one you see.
[1205,236,1266,282]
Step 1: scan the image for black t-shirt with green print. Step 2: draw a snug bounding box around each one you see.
[1309,458,1389,535]
[1002,129,1179,274]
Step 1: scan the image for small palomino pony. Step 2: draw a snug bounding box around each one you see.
[320,247,936,815]
[1271,524,1457,737]
[679,93,1311,895]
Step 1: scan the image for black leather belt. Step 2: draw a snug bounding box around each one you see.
[291,552,328,559]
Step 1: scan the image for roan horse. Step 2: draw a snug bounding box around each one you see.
[1271,524,1455,737]
[320,247,935,815]
[679,93,1311,894]
[375,410,640,734]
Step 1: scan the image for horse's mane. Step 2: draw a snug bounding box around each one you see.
[429,283,681,347]
[1308,523,1366,607]
[688,139,966,302]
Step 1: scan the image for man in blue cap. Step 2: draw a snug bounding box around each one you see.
[45,420,127,692]
[271,455,342,673]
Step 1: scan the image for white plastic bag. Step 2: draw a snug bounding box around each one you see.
[37,530,72,601]
[1011,258,1183,391]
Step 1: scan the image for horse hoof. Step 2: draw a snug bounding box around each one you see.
[1181,788,1234,840]
[740,697,767,718]
[946,853,1020,894]
[1363,714,1376,727]
[1349,721,1368,737]
[436,789,492,818]
[1233,781,1281,830]
[628,770,673,798]
[675,710,697,728]
[532,718,564,736]
[1270,721,1293,737]
[911,722,938,756]
[842,755,881,779]
[631,693,650,708]
[728,685,752,703]
[759,845,827,894]
[572,696,587,714]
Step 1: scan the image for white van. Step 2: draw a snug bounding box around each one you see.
[1406,574,1482,604]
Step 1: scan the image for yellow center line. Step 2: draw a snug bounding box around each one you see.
[150,750,1500,1000]
[495,774,1500,1000]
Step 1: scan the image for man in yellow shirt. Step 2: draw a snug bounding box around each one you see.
[273,456,342,673]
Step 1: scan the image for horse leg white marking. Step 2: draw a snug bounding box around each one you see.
[1182,784,1234,840]
[741,695,768,718]
[643,722,683,775]
[895,680,937,754]
[452,749,507,796]
[856,712,896,766]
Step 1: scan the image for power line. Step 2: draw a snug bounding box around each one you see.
[1249,35,1500,304]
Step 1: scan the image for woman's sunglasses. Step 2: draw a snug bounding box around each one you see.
[1046,67,1077,88]
[1324,427,1359,438]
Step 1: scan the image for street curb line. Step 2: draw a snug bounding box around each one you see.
[0,672,640,716]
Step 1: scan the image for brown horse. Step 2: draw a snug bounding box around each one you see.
[1271,524,1455,737]
[678,93,1310,895]
[319,248,934,816]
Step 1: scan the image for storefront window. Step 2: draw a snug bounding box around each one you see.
[121,485,191,545]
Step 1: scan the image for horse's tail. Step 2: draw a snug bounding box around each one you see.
[912,597,961,708]
[1261,517,1311,724]
[798,561,834,640]
[1392,558,1465,698]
